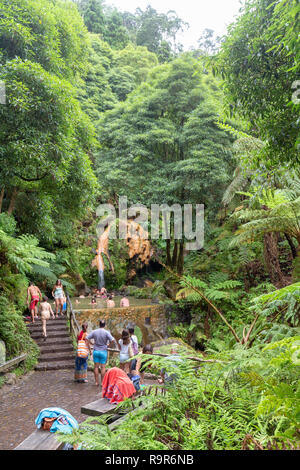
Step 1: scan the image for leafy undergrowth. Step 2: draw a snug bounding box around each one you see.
[58,338,300,450]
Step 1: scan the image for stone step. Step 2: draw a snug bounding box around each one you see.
[27,323,68,331]
[27,319,67,329]
[39,351,75,363]
[35,360,75,371]
[39,344,74,354]
[34,336,73,346]
[27,315,67,322]
[30,331,70,340]
[27,315,77,371]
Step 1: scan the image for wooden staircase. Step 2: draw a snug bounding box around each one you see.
[27,317,75,371]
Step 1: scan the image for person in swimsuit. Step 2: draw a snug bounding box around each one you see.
[100,287,107,298]
[52,279,65,317]
[120,296,130,307]
[39,296,55,339]
[106,294,115,308]
[118,329,134,373]
[26,282,42,323]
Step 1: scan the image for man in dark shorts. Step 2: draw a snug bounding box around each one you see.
[86,320,117,386]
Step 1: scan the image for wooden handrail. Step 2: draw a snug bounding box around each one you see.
[0,353,27,374]
[65,289,80,340]
[107,349,226,364]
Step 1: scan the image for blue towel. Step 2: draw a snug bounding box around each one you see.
[35,407,79,434]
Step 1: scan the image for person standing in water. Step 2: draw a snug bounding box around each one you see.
[120,296,130,307]
[52,279,65,317]
[39,296,55,339]
[106,295,115,308]
[26,282,42,323]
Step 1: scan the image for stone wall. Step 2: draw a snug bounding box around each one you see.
[75,305,168,345]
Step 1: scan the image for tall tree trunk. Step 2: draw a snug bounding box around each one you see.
[177,241,184,275]
[204,311,211,339]
[292,234,300,283]
[166,239,172,267]
[7,187,18,215]
[0,187,4,213]
[285,233,297,259]
[171,240,178,269]
[263,232,286,288]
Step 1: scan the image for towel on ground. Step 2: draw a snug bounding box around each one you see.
[35,407,79,434]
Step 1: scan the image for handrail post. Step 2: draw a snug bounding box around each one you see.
[65,288,80,341]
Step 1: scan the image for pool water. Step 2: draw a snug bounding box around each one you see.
[67,296,153,310]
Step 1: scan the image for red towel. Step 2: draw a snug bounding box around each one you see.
[102,367,136,404]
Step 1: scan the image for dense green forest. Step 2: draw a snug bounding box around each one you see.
[0,0,299,450]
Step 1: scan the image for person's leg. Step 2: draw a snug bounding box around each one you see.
[98,350,108,384]
[93,350,100,385]
[31,308,35,323]
[94,363,100,386]
[42,318,47,338]
[59,298,64,316]
[54,299,59,317]
[100,364,106,384]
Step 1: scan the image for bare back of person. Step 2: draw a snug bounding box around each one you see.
[39,300,54,339]
[28,285,40,298]
[27,284,42,322]
[40,301,53,318]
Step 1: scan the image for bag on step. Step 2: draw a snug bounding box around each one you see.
[42,417,57,431]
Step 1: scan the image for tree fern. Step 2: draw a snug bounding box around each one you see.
[0,229,55,275]
[252,282,300,326]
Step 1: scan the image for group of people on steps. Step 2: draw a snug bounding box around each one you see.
[26,280,66,339]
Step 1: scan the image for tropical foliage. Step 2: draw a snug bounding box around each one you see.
[0,0,299,451]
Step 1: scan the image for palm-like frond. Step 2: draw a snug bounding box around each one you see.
[0,230,55,275]
[231,192,300,247]
[176,275,242,304]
